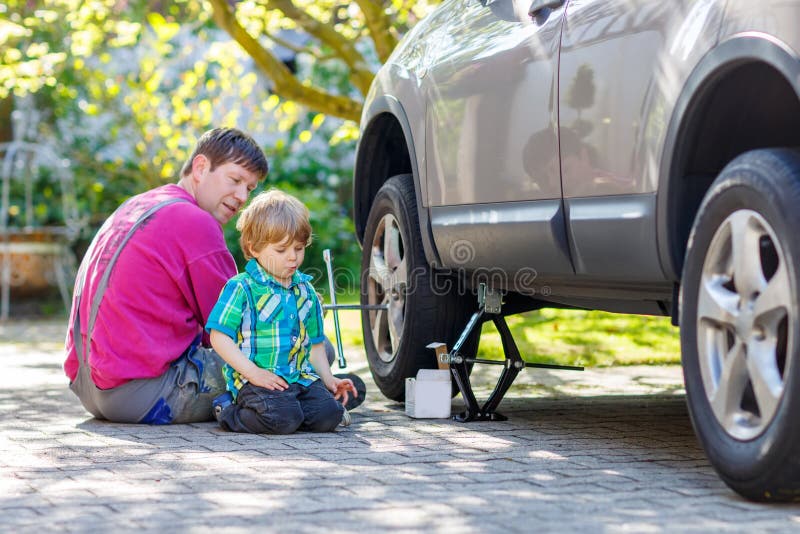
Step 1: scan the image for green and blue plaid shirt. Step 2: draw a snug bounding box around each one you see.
[205,258,325,399]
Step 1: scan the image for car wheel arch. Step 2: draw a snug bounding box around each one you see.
[656,34,800,284]
[354,95,443,268]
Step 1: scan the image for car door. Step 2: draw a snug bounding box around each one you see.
[558,0,725,280]
[424,0,574,281]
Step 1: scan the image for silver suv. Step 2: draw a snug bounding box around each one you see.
[353,0,800,501]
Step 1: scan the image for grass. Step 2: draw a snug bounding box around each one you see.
[324,297,681,368]
[323,311,367,350]
[478,309,680,367]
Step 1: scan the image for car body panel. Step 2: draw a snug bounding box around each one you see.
[431,199,573,277]
[559,0,725,281]
[559,0,725,198]
[424,0,565,206]
[721,1,800,52]
[355,93,444,268]
[565,193,662,279]
[416,0,571,277]
[363,68,427,202]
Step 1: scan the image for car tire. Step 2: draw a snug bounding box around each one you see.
[680,148,800,502]
[361,174,476,401]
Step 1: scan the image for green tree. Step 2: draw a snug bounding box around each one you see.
[0,0,443,188]
[1,1,440,130]
[1,0,440,279]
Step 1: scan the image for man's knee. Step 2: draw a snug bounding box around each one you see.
[334,372,366,411]
[187,346,227,395]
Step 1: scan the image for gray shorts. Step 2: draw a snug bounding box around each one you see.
[69,344,227,424]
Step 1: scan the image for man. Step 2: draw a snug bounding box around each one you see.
[65,127,269,423]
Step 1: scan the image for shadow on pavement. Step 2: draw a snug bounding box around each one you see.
[5,320,782,531]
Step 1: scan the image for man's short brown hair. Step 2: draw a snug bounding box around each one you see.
[180,127,269,181]
[236,189,312,259]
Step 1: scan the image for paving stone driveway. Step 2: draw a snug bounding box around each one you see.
[1,319,798,532]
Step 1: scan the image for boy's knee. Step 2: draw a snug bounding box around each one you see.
[248,405,304,434]
[269,410,304,434]
[221,400,304,434]
[305,402,344,433]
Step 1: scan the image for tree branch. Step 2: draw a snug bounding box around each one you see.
[353,0,399,63]
[208,0,362,122]
[262,31,337,63]
[263,29,314,57]
[267,0,374,96]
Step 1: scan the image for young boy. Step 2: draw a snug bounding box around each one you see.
[206,189,357,434]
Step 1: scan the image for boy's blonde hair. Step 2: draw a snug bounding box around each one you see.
[236,189,312,259]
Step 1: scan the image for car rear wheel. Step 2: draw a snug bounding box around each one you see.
[680,148,800,502]
[361,174,475,401]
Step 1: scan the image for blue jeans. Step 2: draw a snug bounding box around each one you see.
[218,380,343,434]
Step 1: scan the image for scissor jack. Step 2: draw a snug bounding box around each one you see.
[429,284,583,422]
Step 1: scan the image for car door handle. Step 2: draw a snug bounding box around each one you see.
[529,0,565,18]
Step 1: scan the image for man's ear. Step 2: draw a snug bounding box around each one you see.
[190,154,209,182]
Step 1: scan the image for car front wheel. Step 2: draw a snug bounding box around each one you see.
[680,148,800,502]
[360,174,474,401]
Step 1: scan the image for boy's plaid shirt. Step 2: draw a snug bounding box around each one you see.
[205,258,325,399]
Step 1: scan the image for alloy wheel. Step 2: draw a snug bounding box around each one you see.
[366,213,408,363]
[697,209,791,440]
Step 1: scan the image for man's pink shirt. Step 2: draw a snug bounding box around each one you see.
[64,184,237,389]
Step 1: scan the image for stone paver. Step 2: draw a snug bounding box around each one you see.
[2,319,799,532]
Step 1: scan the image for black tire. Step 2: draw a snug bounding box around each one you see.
[360,174,475,401]
[680,148,800,502]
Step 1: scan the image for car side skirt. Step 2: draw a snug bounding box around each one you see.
[565,193,665,280]
[430,199,574,278]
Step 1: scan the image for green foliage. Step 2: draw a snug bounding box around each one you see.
[2,1,370,274]
[3,166,61,228]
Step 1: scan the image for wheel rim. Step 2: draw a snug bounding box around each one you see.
[367,213,408,363]
[696,209,792,440]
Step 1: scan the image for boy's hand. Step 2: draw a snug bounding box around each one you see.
[211,330,288,391]
[248,368,288,391]
[326,377,358,405]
